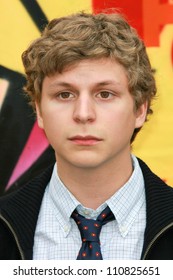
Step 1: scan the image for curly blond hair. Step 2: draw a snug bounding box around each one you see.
[22,12,156,141]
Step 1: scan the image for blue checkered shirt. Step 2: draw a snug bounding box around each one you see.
[33,155,146,259]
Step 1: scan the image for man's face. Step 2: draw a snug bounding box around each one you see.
[36,58,147,170]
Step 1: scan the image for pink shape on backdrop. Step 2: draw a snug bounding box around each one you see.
[6,122,49,190]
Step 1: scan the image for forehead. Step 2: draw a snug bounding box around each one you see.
[43,58,128,90]
[62,58,127,76]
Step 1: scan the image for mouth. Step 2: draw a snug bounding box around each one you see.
[68,135,102,146]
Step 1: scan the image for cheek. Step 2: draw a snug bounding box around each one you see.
[104,109,136,136]
[104,105,135,124]
[40,112,61,137]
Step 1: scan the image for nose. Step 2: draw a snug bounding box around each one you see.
[73,94,96,124]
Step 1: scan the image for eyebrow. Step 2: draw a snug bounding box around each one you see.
[48,80,121,89]
[49,82,74,89]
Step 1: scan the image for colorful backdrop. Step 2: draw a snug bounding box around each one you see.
[0,0,173,195]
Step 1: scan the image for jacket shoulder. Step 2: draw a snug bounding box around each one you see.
[0,165,54,207]
[138,157,172,189]
[0,165,54,260]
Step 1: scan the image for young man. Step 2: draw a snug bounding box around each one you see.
[0,12,173,260]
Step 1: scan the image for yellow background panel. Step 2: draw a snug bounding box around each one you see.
[134,25,173,185]
[0,0,40,73]
[37,0,92,19]
[0,0,92,73]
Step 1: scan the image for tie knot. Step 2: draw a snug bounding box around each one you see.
[72,212,102,242]
[71,206,115,243]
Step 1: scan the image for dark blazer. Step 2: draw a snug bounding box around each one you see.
[0,158,173,260]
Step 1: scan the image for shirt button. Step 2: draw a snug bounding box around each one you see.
[84,210,89,215]
[121,226,127,233]
[64,226,69,232]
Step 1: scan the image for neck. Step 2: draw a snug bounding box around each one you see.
[56,154,133,210]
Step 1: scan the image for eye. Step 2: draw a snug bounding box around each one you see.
[97,91,115,99]
[57,92,74,99]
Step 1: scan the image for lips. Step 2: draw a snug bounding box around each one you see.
[68,135,102,145]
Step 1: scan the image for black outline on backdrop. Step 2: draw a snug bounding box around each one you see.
[19,0,48,31]
[0,1,54,194]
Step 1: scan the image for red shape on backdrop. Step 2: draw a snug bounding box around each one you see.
[143,0,173,46]
[6,122,49,190]
[92,0,173,47]
[92,0,144,39]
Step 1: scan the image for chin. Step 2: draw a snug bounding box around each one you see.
[66,156,104,169]
[56,151,106,169]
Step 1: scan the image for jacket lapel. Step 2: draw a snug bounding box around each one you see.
[138,158,173,259]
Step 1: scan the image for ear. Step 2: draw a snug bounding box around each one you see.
[35,102,44,129]
[135,101,148,129]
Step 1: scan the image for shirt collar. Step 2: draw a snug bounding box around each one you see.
[48,165,107,236]
[106,155,145,237]
[48,155,145,237]
[48,164,80,237]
